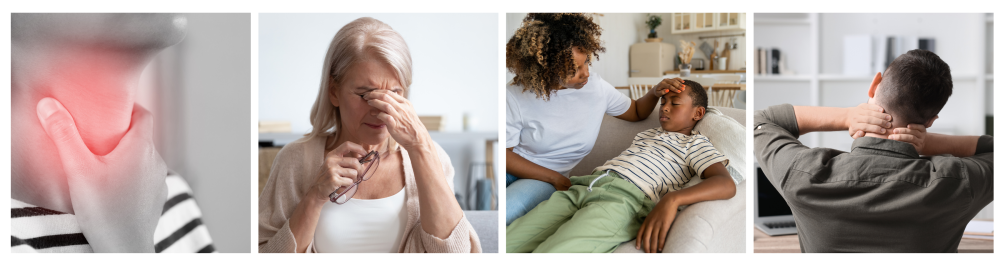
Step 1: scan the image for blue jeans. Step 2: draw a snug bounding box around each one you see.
[506,173,557,226]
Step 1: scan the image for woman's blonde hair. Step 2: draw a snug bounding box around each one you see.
[306,17,412,151]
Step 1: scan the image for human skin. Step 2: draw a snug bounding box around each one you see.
[284,60,463,252]
[505,47,685,190]
[11,13,186,252]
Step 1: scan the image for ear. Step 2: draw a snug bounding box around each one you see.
[868,72,882,98]
[692,106,706,121]
[328,81,340,107]
[924,115,938,128]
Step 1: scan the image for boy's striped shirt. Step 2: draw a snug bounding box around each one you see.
[12,173,215,253]
[594,128,730,203]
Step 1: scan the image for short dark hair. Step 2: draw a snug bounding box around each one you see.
[684,79,708,109]
[878,49,952,124]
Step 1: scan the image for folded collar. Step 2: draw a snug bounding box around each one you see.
[850,137,920,159]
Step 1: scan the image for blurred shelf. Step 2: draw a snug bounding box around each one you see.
[754,75,811,81]
[756,74,981,82]
[754,18,811,25]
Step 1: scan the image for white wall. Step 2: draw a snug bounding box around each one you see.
[259,14,498,133]
[820,13,982,75]
[147,13,251,253]
[505,13,746,87]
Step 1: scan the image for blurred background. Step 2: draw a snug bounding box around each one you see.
[257,13,500,212]
[752,14,993,248]
[137,13,251,253]
[506,13,748,109]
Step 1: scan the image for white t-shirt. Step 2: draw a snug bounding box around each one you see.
[506,72,632,176]
[313,187,407,253]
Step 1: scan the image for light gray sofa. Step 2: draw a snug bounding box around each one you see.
[465,210,498,253]
[567,107,746,253]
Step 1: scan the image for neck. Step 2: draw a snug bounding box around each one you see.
[11,43,157,213]
[327,130,391,155]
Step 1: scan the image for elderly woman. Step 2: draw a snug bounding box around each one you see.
[258,17,481,253]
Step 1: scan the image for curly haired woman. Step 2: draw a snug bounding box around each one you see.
[505,13,686,225]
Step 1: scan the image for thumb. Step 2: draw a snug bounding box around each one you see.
[36,97,91,170]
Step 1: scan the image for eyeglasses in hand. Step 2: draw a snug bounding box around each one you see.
[328,150,380,204]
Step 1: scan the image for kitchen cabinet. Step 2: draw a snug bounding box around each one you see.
[672,13,745,34]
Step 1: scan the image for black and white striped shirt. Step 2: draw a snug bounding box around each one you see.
[11,173,215,253]
[595,128,729,203]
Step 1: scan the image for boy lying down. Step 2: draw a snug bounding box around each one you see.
[506,80,741,253]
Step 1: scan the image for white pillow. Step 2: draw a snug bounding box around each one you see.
[690,107,746,185]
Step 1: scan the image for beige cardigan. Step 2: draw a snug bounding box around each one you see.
[258,136,481,253]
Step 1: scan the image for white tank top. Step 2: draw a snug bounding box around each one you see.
[313,187,407,253]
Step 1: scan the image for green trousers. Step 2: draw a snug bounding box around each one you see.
[506,171,655,253]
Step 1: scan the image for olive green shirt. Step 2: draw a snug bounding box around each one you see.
[754,104,993,252]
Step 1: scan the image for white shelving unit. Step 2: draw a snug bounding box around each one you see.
[755,13,993,151]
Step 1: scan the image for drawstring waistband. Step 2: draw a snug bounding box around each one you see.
[587,170,613,192]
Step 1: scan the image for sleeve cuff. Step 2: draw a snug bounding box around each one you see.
[975,135,993,154]
[757,104,801,137]
[414,214,482,253]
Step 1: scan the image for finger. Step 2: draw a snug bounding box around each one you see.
[332,141,368,158]
[889,134,918,143]
[906,124,927,132]
[860,103,885,113]
[855,123,888,135]
[643,222,655,253]
[36,97,91,170]
[332,167,360,182]
[862,111,892,124]
[636,221,647,249]
[852,130,865,139]
[657,222,669,252]
[334,156,364,171]
[892,127,917,135]
[664,79,684,92]
[113,104,156,158]
[367,98,403,120]
[376,112,398,132]
[366,90,409,108]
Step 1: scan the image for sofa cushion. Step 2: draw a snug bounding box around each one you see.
[465,210,498,253]
[692,107,747,182]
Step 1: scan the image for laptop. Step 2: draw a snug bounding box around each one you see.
[754,162,798,236]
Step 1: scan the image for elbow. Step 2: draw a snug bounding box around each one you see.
[721,179,737,200]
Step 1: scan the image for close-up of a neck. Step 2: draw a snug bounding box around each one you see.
[329,131,390,155]
[14,43,157,155]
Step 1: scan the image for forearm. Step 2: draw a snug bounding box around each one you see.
[634,89,661,120]
[659,174,736,207]
[286,190,324,253]
[506,148,565,185]
[922,133,980,157]
[792,106,849,135]
[409,144,464,239]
